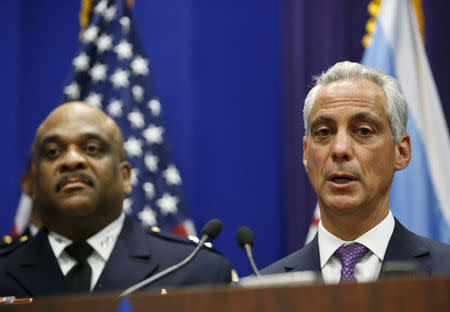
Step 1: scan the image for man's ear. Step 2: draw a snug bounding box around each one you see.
[302,136,308,169]
[120,161,133,195]
[394,134,411,171]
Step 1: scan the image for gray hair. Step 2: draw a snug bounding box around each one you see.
[303,61,408,143]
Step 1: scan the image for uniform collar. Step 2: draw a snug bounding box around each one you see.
[48,212,125,262]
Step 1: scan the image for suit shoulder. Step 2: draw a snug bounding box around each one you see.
[261,238,320,275]
[418,235,450,255]
[397,221,450,255]
[261,249,304,274]
[145,227,225,256]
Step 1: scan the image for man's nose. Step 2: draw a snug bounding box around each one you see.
[59,146,87,171]
[331,131,352,162]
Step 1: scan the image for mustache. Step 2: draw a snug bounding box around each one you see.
[55,173,95,192]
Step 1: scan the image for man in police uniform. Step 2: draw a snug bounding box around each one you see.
[0,102,232,297]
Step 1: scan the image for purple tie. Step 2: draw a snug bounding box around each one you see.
[334,243,369,283]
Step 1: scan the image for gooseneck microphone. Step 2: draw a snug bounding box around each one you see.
[236,226,260,277]
[120,219,223,297]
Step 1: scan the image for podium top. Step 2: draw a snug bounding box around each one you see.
[1,275,449,312]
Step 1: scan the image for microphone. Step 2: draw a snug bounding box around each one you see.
[236,226,260,277]
[235,226,321,287]
[119,219,223,297]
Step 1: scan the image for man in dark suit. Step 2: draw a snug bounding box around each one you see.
[0,102,232,297]
[262,61,450,283]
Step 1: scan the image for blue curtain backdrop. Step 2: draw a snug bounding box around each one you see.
[1,0,449,277]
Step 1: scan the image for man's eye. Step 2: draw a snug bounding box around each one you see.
[44,148,60,158]
[86,145,100,154]
[358,127,373,136]
[315,128,330,137]
[85,143,106,156]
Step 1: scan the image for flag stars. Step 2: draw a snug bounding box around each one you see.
[124,136,143,157]
[107,99,123,117]
[157,193,179,215]
[114,40,133,59]
[94,0,107,14]
[62,6,192,234]
[90,63,108,82]
[143,182,155,199]
[143,125,164,144]
[97,34,113,53]
[130,168,139,186]
[123,198,133,214]
[82,26,99,43]
[138,206,157,226]
[104,5,117,23]
[131,56,149,75]
[148,99,161,116]
[85,92,103,108]
[64,82,80,100]
[128,109,145,129]
[145,153,159,172]
[132,85,144,102]
[73,52,90,71]
[163,165,182,185]
[120,16,131,33]
[110,69,130,88]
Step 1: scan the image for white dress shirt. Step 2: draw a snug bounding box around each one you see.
[47,212,125,291]
[318,210,395,284]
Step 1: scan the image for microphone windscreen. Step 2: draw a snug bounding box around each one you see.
[236,226,254,249]
[200,219,223,242]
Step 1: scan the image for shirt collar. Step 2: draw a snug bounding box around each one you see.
[87,212,125,261]
[48,212,126,261]
[29,224,40,236]
[318,210,395,268]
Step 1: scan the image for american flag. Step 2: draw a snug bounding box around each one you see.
[41,0,194,237]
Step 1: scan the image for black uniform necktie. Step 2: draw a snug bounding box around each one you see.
[65,241,94,293]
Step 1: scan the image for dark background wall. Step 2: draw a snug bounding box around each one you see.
[1,0,449,277]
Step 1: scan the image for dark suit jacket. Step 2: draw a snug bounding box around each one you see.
[261,219,450,276]
[0,217,232,297]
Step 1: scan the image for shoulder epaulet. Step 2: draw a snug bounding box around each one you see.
[146,227,216,251]
[0,235,29,256]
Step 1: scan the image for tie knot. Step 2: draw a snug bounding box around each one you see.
[65,241,93,262]
[334,243,368,268]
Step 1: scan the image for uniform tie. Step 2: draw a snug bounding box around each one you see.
[65,241,93,292]
[334,243,368,283]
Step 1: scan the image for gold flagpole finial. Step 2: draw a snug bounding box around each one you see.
[411,0,425,43]
[79,0,93,38]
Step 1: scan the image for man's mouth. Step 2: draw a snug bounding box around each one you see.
[327,173,358,187]
[330,176,355,184]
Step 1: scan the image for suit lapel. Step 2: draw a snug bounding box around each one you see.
[383,219,431,274]
[94,217,159,292]
[285,235,322,273]
[5,229,69,296]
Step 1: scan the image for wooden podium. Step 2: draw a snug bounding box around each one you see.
[1,275,449,311]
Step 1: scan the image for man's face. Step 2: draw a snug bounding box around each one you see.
[303,79,410,224]
[33,103,131,226]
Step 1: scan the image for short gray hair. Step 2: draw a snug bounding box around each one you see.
[303,61,408,143]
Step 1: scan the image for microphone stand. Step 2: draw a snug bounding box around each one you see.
[119,234,209,297]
